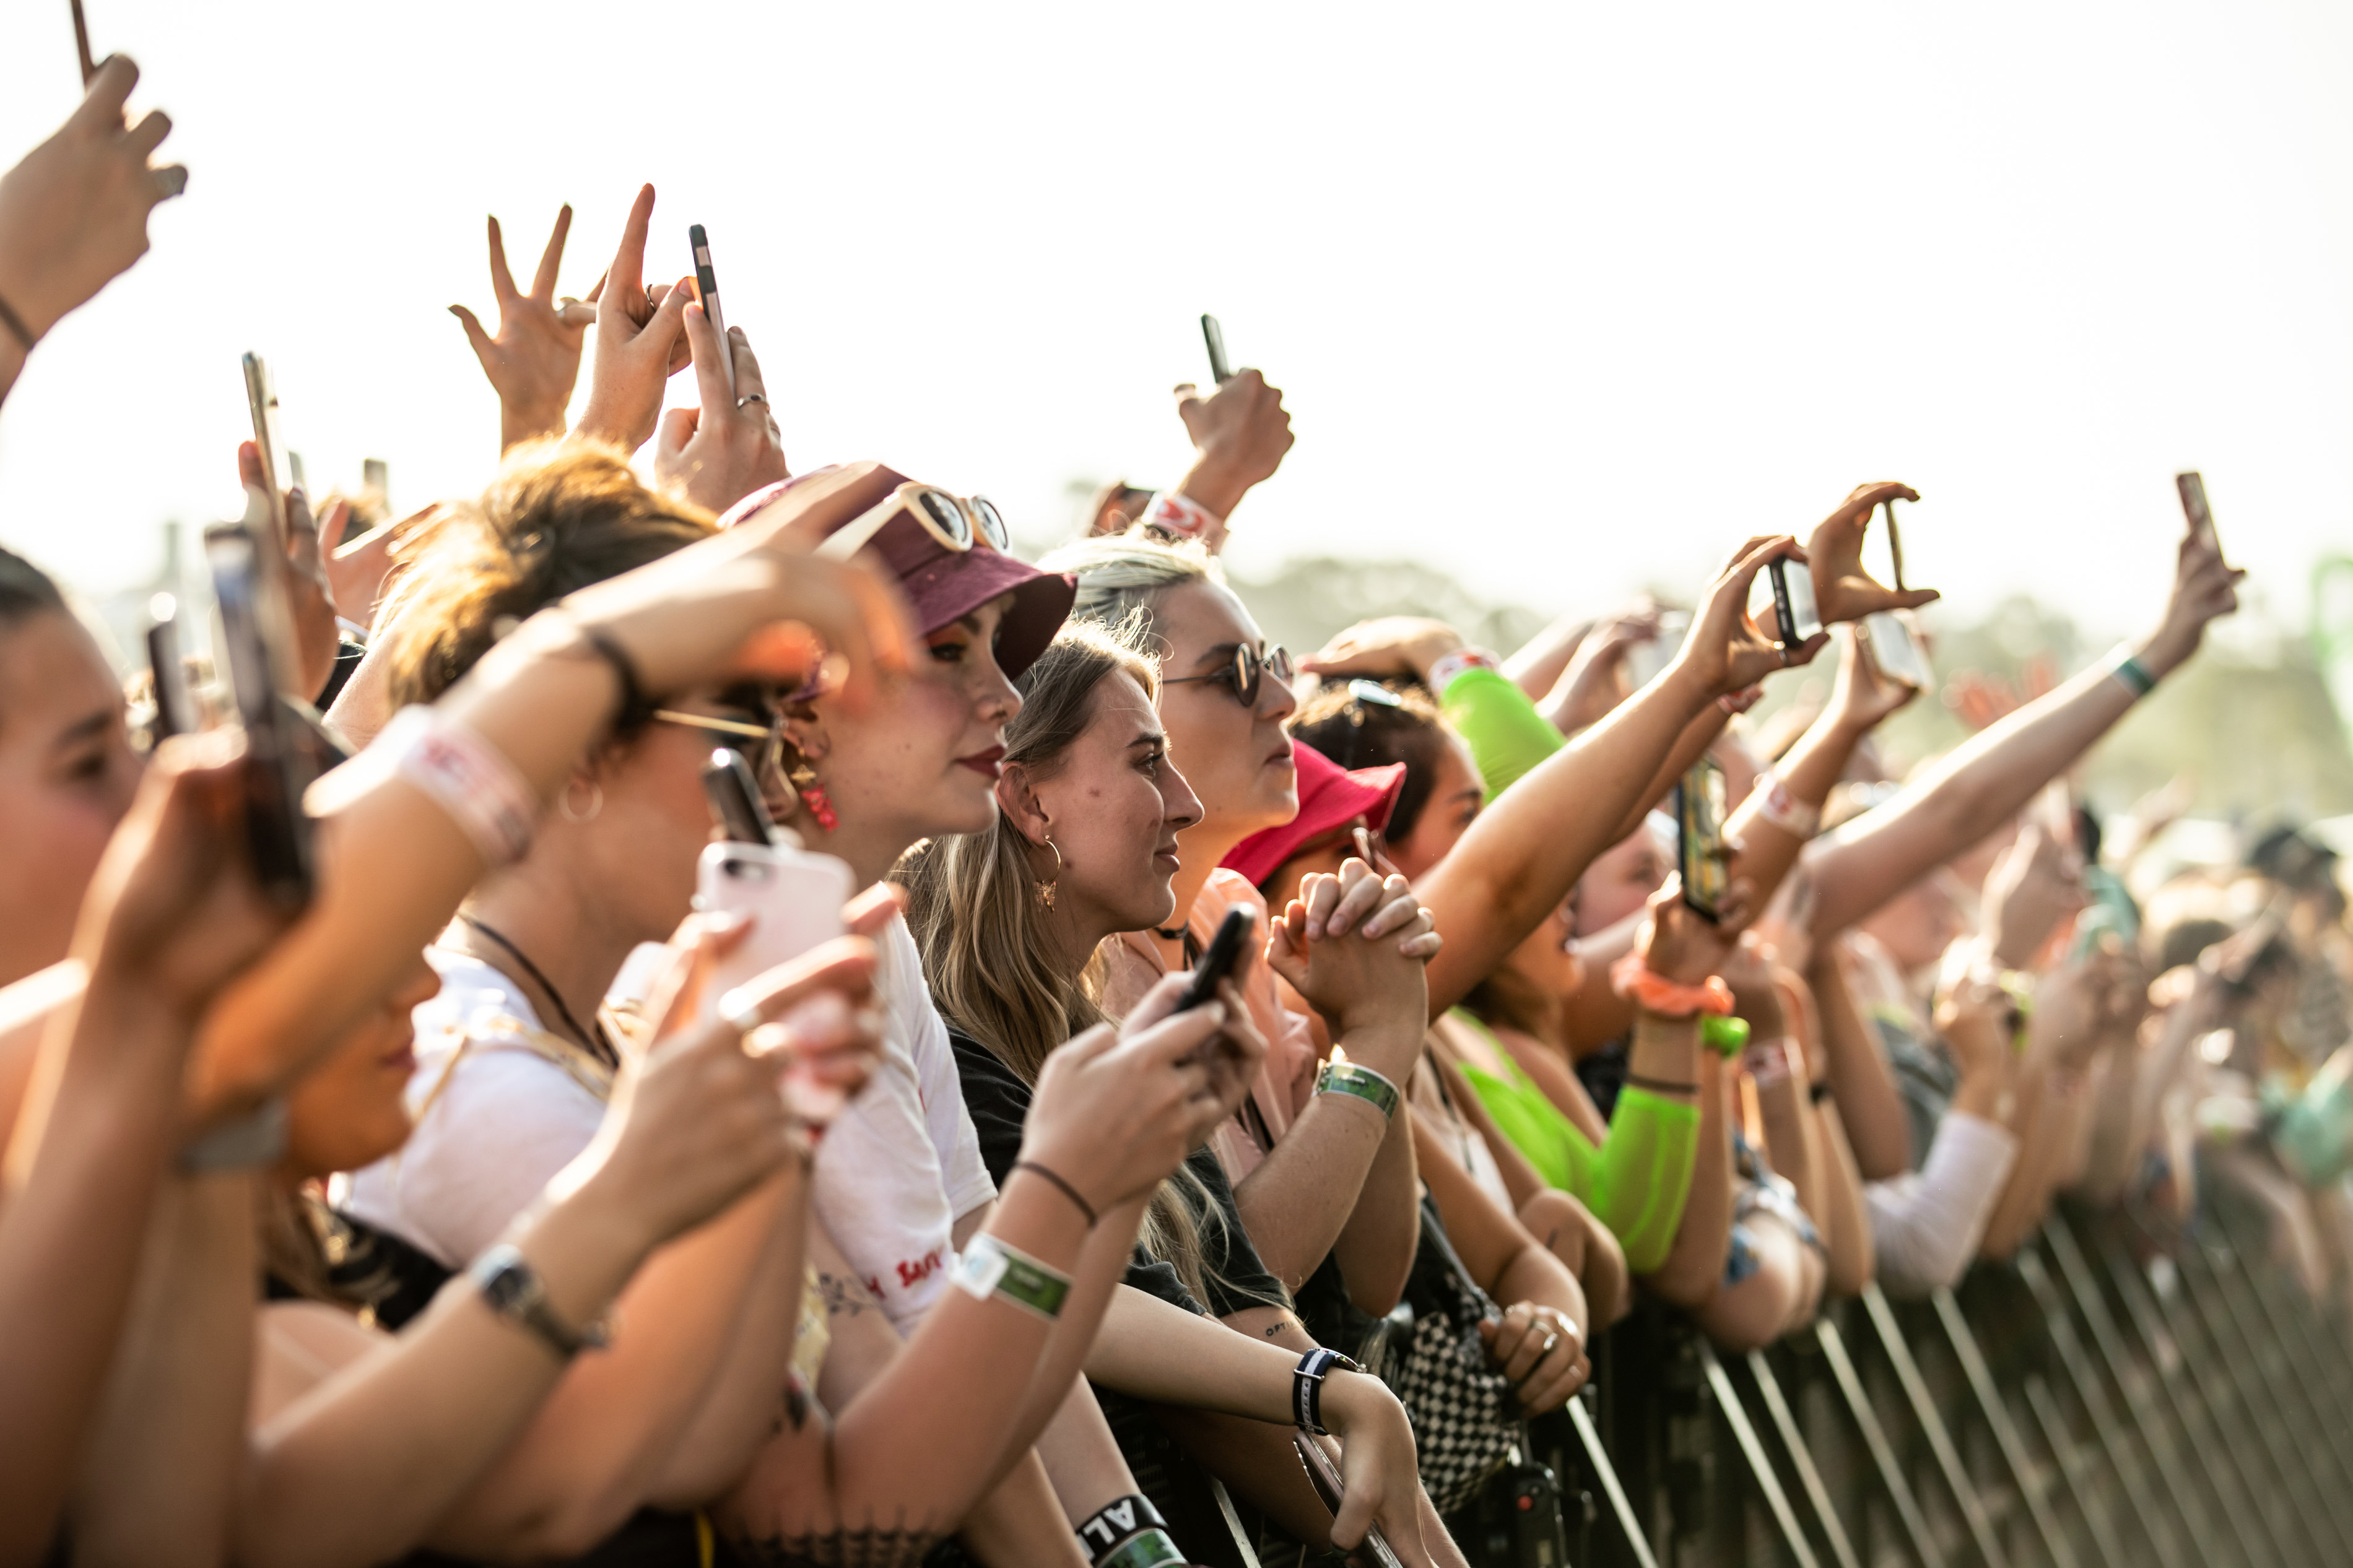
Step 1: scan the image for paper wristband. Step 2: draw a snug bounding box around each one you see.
[1752,772,1822,839]
[305,706,537,867]
[1741,1036,1794,1084]
[1078,1496,1170,1563]
[952,1235,1070,1321]
[1139,491,1220,539]
[1098,1531,1186,1568]
[1700,1014,1752,1059]
[1315,1059,1401,1121]
[1425,647,1499,696]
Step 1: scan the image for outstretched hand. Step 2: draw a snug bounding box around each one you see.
[1824,622,1916,734]
[451,206,589,451]
[1173,367,1294,519]
[1806,482,1940,625]
[574,184,692,453]
[0,56,184,355]
[1298,617,1465,683]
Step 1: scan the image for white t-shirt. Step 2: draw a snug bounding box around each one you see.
[810,915,997,1330]
[339,950,609,1269]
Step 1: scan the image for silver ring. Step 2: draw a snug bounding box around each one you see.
[1541,1330,1561,1359]
[718,985,763,1038]
[737,393,768,409]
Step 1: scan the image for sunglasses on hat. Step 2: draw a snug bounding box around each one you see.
[816,482,1011,561]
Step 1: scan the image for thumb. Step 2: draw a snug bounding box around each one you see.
[656,405,699,461]
[450,304,495,362]
[1891,587,1941,610]
[1328,1466,1377,1554]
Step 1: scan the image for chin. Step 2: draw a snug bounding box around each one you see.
[924,776,1001,839]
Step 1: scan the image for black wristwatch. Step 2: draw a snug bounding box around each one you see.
[468,1244,611,1358]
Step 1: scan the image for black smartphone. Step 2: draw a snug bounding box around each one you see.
[206,522,317,911]
[1676,755,1730,923]
[1292,1432,1406,1568]
[241,352,292,542]
[1767,557,1822,649]
[1201,314,1232,385]
[144,592,196,741]
[71,0,96,83]
[702,747,775,847]
[1878,498,1907,592]
[2177,471,2218,552]
[689,224,734,391]
[1176,904,1253,1012]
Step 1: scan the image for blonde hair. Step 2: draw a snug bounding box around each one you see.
[903,614,1284,1314]
[1035,531,1217,648]
[377,441,715,713]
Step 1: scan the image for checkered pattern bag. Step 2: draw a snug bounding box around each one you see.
[1359,1210,1518,1515]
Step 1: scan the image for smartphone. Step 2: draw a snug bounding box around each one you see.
[206,523,318,910]
[1862,609,1932,691]
[2176,471,2218,552]
[1292,1432,1406,1568]
[702,747,776,847]
[1879,498,1907,592]
[692,838,855,1116]
[1766,557,1823,649]
[362,457,390,506]
[241,353,292,542]
[1201,314,1232,385]
[145,593,196,741]
[1175,904,1254,1013]
[1676,755,1731,923]
[71,0,96,83]
[288,450,308,497]
[689,224,735,391]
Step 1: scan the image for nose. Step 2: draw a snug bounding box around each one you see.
[1258,657,1298,724]
[976,656,1022,728]
[1162,755,1205,834]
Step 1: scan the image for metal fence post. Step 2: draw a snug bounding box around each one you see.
[1928,1287,2077,1568]
[1859,1284,2009,1568]
[1814,1314,1947,1568]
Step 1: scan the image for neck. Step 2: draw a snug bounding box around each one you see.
[1042,896,1120,989]
[785,808,906,889]
[1158,817,1248,968]
[459,865,643,1049]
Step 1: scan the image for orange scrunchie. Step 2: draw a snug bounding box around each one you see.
[1611,952,1735,1019]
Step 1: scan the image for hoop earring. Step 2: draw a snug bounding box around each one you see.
[559,778,604,823]
[786,758,838,834]
[1035,838,1063,911]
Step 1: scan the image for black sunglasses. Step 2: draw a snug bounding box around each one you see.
[1163,642,1294,708]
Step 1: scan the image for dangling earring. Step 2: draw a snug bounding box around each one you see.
[560,777,604,823]
[787,758,838,834]
[1035,838,1063,911]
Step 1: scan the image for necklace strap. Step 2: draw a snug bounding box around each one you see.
[458,913,619,1068]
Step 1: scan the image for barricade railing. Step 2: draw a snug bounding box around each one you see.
[1477,1197,2353,1568]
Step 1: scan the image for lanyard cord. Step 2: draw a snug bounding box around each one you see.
[456,912,619,1069]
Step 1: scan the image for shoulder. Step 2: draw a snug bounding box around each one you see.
[1197,870,1271,929]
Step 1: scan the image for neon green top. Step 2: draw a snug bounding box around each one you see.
[1448,1009,1698,1274]
[1438,665,1563,802]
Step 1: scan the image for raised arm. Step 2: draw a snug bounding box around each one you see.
[1157,369,1294,552]
[1807,516,2241,939]
[1420,537,1819,1018]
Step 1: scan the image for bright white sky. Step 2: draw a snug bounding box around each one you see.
[2,0,2349,644]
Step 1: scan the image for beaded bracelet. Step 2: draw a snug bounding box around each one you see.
[951,1235,1070,1322]
[1316,1058,1401,1121]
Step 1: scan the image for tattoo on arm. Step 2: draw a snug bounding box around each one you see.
[818,1271,873,1319]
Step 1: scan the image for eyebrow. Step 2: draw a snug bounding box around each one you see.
[51,708,117,751]
[1190,639,1247,670]
[1126,728,1168,750]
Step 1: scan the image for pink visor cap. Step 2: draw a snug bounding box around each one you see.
[720,471,1077,680]
[1221,742,1407,888]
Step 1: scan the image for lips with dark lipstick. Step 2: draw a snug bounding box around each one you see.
[959,745,1006,779]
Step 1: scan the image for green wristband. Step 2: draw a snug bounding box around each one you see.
[1316,1059,1401,1120]
[1700,1014,1751,1059]
[952,1235,1070,1321]
[1100,1530,1186,1568]
[2111,650,2157,699]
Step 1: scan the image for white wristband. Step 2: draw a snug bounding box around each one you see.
[1138,491,1220,539]
[305,706,538,867]
[1752,771,1822,839]
[1425,648,1498,696]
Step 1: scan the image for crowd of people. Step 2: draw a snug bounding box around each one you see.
[4,51,2348,1568]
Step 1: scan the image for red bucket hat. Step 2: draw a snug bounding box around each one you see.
[719,468,1076,680]
[1222,741,1407,889]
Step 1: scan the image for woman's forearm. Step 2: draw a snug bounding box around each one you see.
[1807,950,1910,1181]
[240,1171,658,1568]
[69,1171,256,1568]
[1232,1085,1400,1297]
[1726,711,1868,916]
[1812,1106,1875,1297]
[1087,1288,1315,1419]
[1638,1053,1731,1307]
[1326,1106,1420,1316]
[0,987,187,1567]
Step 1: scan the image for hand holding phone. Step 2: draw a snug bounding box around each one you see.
[241,353,293,542]
[71,0,97,84]
[206,523,320,910]
[1765,558,1824,649]
[702,747,776,847]
[144,592,196,741]
[1176,904,1253,1012]
[1201,314,1232,384]
[1861,609,1933,691]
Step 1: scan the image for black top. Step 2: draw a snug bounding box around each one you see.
[948,1028,1287,1319]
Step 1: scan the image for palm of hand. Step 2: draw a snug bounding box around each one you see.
[1303,616,1461,679]
[452,210,587,433]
